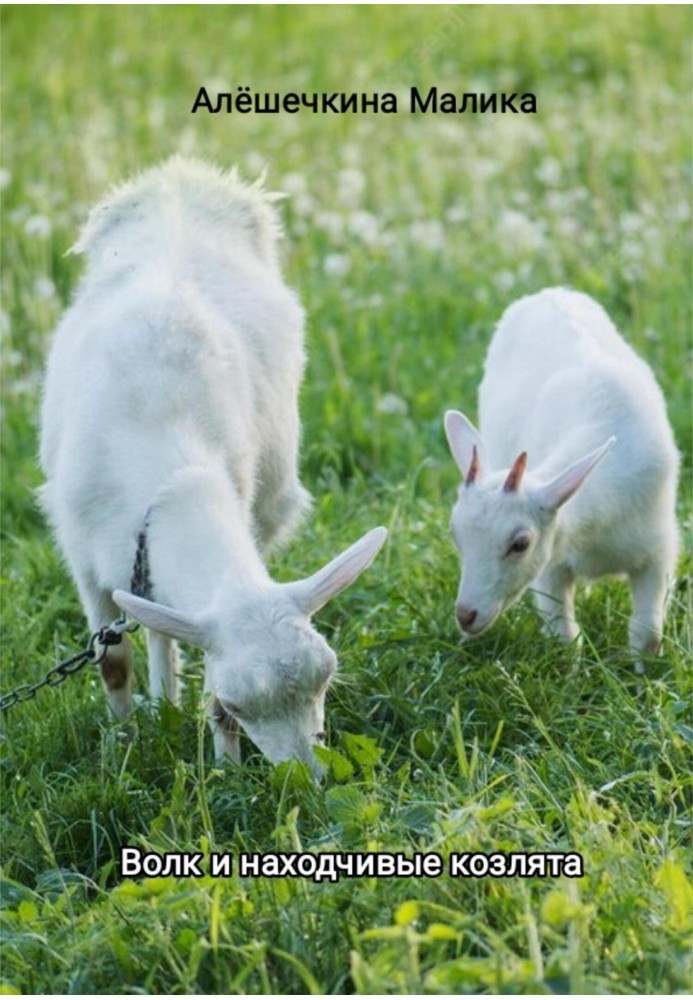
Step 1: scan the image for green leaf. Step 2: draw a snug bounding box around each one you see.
[0,878,34,909]
[413,729,436,758]
[325,785,367,827]
[541,889,581,928]
[395,900,419,925]
[425,922,459,941]
[17,900,38,924]
[313,745,354,781]
[656,859,693,932]
[342,732,384,769]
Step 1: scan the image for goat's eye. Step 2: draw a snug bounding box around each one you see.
[507,535,531,555]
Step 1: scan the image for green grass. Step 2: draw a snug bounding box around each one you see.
[1,5,691,994]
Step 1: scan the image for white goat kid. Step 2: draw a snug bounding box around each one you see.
[39,157,387,774]
[444,288,679,671]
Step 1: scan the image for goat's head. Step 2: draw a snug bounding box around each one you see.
[113,526,387,776]
[444,410,614,636]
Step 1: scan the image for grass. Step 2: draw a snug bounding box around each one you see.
[1,5,691,994]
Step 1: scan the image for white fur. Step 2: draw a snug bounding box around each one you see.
[39,157,387,773]
[444,287,679,670]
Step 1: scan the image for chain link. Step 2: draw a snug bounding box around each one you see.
[0,614,139,713]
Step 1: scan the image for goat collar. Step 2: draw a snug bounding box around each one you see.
[130,512,154,601]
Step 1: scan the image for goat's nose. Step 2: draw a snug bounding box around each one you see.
[456,605,478,630]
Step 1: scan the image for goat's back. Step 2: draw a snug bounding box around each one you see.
[39,158,304,587]
[478,287,677,481]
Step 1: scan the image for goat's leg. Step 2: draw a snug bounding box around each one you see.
[629,561,669,673]
[146,630,181,705]
[533,565,579,643]
[253,418,311,552]
[254,474,311,552]
[79,582,135,718]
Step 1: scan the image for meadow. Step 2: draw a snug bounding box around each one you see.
[1,5,691,994]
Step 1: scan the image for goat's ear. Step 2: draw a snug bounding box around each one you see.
[534,438,616,512]
[444,410,487,485]
[287,526,388,617]
[112,590,211,648]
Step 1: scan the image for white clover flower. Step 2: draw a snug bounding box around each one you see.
[471,157,500,182]
[148,99,166,129]
[341,143,361,165]
[291,193,315,217]
[445,203,467,224]
[408,219,445,251]
[281,172,308,196]
[348,210,380,246]
[544,190,572,214]
[324,253,350,277]
[206,77,231,97]
[620,212,643,235]
[354,294,384,309]
[245,151,269,175]
[8,373,41,398]
[495,269,516,292]
[556,216,580,240]
[337,167,365,207]
[315,211,344,241]
[35,276,56,300]
[497,210,546,253]
[4,350,22,368]
[377,393,408,416]
[669,200,690,222]
[621,239,644,262]
[535,157,561,186]
[25,214,52,238]
[177,124,198,156]
[377,230,396,249]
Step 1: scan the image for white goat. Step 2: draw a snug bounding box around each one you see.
[444,287,679,670]
[39,157,387,774]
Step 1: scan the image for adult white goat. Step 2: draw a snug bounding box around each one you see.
[444,287,679,671]
[39,157,387,774]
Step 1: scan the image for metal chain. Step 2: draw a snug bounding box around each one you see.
[0,614,139,713]
[2,517,151,713]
